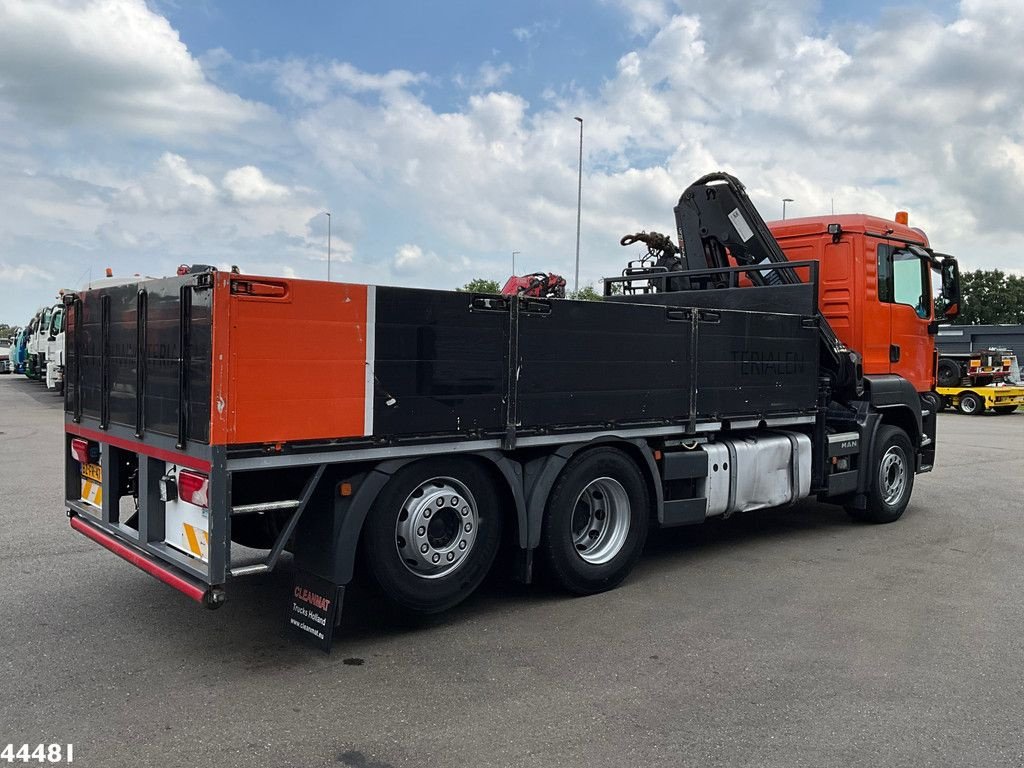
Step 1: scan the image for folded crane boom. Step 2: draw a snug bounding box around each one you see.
[669,172,861,396]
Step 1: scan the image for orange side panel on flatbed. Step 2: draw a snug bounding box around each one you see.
[209,274,369,446]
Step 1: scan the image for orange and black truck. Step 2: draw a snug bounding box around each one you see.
[62,173,961,646]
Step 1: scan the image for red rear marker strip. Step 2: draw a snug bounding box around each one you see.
[64,423,211,471]
[70,516,207,603]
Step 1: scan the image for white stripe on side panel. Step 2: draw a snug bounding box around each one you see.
[364,285,376,436]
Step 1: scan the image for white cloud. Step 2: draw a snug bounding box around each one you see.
[223,166,290,203]
[512,26,534,42]
[454,61,513,91]
[0,0,265,136]
[330,62,427,93]
[602,0,672,34]
[392,243,472,276]
[273,59,428,104]
[512,20,560,42]
[393,243,426,270]
[95,220,140,249]
[114,153,217,212]
[0,262,52,283]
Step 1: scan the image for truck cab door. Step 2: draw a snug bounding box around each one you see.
[878,244,932,393]
[856,241,893,376]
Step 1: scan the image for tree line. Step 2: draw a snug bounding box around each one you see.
[953,269,1024,325]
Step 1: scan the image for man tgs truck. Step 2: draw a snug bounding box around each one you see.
[61,173,960,642]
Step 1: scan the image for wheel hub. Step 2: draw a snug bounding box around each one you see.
[879,446,907,506]
[571,477,631,565]
[396,477,478,579]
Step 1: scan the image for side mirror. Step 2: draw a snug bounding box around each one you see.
[941,257,960,320]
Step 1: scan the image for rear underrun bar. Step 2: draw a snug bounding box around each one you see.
[69,514,224,609]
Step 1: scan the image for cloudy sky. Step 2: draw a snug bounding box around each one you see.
[0,0,1021,323]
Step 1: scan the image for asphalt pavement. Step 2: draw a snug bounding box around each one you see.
[1,374,1023,768]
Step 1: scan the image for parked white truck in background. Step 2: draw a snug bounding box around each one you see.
[25,305,50,381]
[45,304,65,392]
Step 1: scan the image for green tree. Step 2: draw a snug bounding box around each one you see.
[457,278,501,293]
[568,284,602,301]
[955,270,1024,325]
[567,280,621,300]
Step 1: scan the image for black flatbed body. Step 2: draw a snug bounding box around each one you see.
[356,285,819,448]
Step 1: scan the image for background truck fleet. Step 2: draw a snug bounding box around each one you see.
[61,172,964,643]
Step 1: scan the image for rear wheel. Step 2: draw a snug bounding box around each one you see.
[846,425,915,524]
[958,392,984,415]
[540,447,650,595]
[993,405,1019,414]
[361,458,502,614]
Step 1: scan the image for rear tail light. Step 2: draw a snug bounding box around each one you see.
[177,469,209,507]
[70,438,98,464]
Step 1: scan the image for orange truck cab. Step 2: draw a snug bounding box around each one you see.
[768,213,961,402]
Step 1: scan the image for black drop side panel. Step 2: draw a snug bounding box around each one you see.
[608,282,816,317]
[144,280,212,442]
[695,310,818,418]
[372,287,509,436]
[66,276,212,443]
[516,299,693,427]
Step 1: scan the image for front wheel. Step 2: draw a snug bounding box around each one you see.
[847,425,915,524]
[958,392,984,415]
[361,458,502,614]
[540,447,650,595]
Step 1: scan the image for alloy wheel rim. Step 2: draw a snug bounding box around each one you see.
[570,477,631,565]
[395,477,478,579]
[879,446,907,506]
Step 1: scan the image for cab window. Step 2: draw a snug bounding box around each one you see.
[878,245,929,318]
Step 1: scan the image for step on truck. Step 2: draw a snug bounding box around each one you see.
[62,172,961,646]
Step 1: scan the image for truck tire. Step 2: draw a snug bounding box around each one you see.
[361,458,502,614]
[847,425,915,524]
[936,359,960,387]
[958,392,984,415]
[540,447,650,595]
[993,405,1019,414]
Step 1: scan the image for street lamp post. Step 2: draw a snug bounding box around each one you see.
[782,198,794,220]
[512,250,520,275]
[574,116,583,294]
[323,211,332,281]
